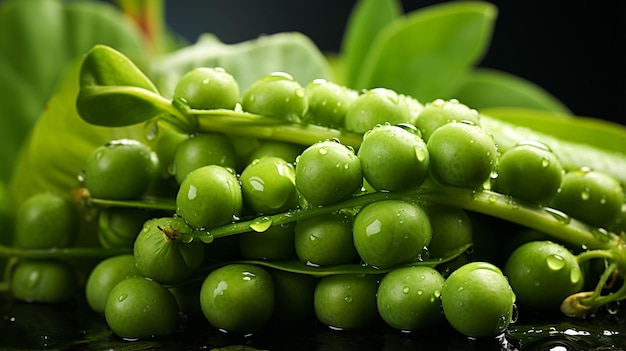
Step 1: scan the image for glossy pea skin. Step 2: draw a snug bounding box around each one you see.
[414,99,480,141]
[176,165,243,229]
[133,217,205,284]
[241,72,307,123]
[304,79,358,128]
[200,263,274,334]
[427,122,498,189]
[11,259,77,303]
[85,254,140,313]
[294,211,358,266]
[239,223,296,261]
[494,141,564,204]
[441,262,516,338]
[504,241,584,309]
[358,124,429,191]
[377,266,446,331]
[105,276,179,339]
[550,169,624,228]
[344,88,422,134]
[13,192,78,249]
[353,200,431,268]
[295,140,362,206]
[97,207,156,249]
[84,139,160,200]
[172,133,238,184]
[426,205,473,259]
[173,67,240,110]
[313,274,379,330]
[240,156,299,214]
[245,140,305,165]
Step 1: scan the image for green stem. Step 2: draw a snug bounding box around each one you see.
[201,184,620,250]
[0,245,131,260]
[191,109,363,148]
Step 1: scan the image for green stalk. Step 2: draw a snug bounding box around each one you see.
[0,245,131,260]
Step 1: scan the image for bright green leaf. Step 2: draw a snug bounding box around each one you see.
[355,1,497,102]
[340,0,402,87]
[454,68,570,113]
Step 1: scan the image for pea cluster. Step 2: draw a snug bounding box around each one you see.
[7,67,626,341]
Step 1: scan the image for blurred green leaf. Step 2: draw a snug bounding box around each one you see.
[354,1,497,102]
[340,0,402,87]
[454,68,570,113]
[0,0,146,182]
[149,32,334,97]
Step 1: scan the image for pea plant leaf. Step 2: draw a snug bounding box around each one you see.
[454,68,571,113]
[76,45,171,127]
[340,0,402,87]
[149,32,334,97]
[352,1,497,102]
[0,0,146,182]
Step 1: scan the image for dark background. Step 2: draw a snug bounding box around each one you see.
[156,0,625,125]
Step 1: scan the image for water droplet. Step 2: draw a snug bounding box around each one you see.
[541,157,550,168]
[402,286,410,294]
[318,146,328,155]
[591,227,611,242]
[143,120,159,141]
[417,289,423,296]
[606,301,620,315]
[544,207,571,224]
[546,254,565,270]
[187,185,197,200]
[249,217,272,232]
[510,304,519,323]
[488,195,498,203]
[415,146,427,162]
[570,267,581,284]
[117,293,128,302]
[344,296,353,303]
[581,187,591,200]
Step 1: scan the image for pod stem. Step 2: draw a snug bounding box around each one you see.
[0,245,131,260]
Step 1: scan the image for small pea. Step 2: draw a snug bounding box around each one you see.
[173,67,240,110]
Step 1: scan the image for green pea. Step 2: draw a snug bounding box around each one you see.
[105,276,179,339]
[176,165,242,229]
[441,262,515,338]
[414,99,480,141]
[427,122,498,189]
[173,67,240,110]
[133,217,205,284]
[377,266,446,331]
[240,156,299,214]
[504,241,584,309]
[84,139,160,200]
[97,207,156,249]
[241,72,307,122]
[313,274,379,330]
[304,79,358,128]
[294,211,358,266]
[357,124,429,191]
[13,192,78,249]
[494,141,564,204]
[172,133,238,184]
[344,88,422,134]
[352,200,431,268]
[426,205,473,259]
[239,223,296,261]
[85,254,140,313]
[295,140,362,206]
[200,263,274,334]
[550,168,624,228]
[11,259,77,303]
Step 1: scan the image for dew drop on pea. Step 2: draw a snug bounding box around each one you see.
[403,286,410,294]
[544,207,571,224]
[541,156,551,168]
[318,146,328,155]
[187,185,197,200]
[581,187,591,200]
[415,146,427,162]
[545,254,565,271]
[344,295,353,303]
[117,293,128,302]
[570,268,582,285]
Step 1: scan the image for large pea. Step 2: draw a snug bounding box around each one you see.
[240,156,298,214]
[344,88,422,134]
[441,262,516,338]
[11,259,77,303]
[352,200,431,268]
[295,140,362,206]
[427,122,498,189]
[173,67,240,110]
[172,133,238,184]
[414,99,480,141]
[304,79,358,128]
[294,211,358,266]
[176,165,242,229]
[550,168,624,228]
[85,254,140,313]
[358,124,429,191]
[241,72,307,123]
